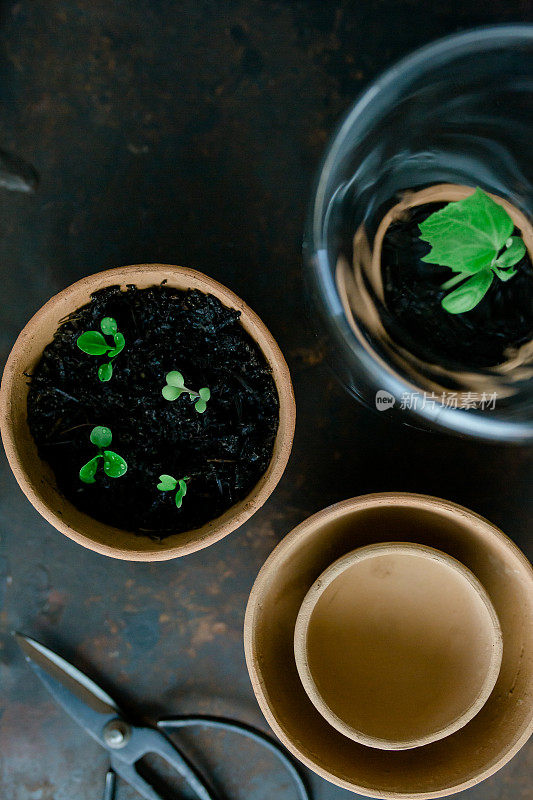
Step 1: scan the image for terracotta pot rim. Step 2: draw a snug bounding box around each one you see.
[293,540,503,751]
[0,264,296,560]
[244,492,533,799]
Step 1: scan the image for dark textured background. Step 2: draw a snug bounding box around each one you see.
[0,2,532,799]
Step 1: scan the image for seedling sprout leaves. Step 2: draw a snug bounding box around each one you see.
[90,425,112,448]
[162,371,211,413]
[107,332,125,358]
[157,473,190,508]
[98,362,113,382]
[162,371,187,401]
[419,188,527,314]
[441,270,494,315]
[103,450,128,478]
[157,474,177,491]
[79,426,127,484]
[167,371,185,388]
[79,457,101,484]
[76,331,110,355]
[195,387,211,414]
[100,317,118,335]
[494,236,526,270]
[174,479,189,508]
[77,318,125,382]
[419,189,514,274]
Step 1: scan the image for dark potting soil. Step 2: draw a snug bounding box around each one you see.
[381,203,533,369]
[27,285,280,538]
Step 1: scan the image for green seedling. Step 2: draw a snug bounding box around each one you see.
[79,426,128,484]
[162,371,211,413]
[157,474,190,508]
[418,188,527,314]
[77,317,125,382]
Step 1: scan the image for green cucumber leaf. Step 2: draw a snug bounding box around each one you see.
[79,455,102,484]
[442,270,494,314]
[98,362,113,382]
[194,387,211,413]
[494,236,526,270]
[194,397,207,413]
[108,332,125,358]
[493,266,518,282]
[100,317,118,335]
[77,330,110,355]
[419,188,515,274]
[157,474,177,491]
[102,450,128,478]
[166,371,185,388]
[175,478,189,508]
[90,425,112,448]
[162,384,185,401]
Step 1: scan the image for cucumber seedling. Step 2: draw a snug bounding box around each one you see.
[77,317,125,382]
[157,474,190,508]
[79,426,128,484]
[419,188,527,314]
[162,371,211,413]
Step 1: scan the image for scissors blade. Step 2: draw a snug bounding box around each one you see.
[14,633,120,745]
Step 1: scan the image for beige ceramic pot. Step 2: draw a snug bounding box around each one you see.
[244,493,533,799]
[294,542,503,751]
[0,264,296,561]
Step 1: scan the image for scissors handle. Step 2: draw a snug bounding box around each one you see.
[158,715,311,800]
[109,759,163,800]
[111,725,217,800]
[102,769,117,800]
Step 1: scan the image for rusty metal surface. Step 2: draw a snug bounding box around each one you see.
[0,2,532,798]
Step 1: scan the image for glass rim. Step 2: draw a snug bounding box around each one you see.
[312,24,533,243]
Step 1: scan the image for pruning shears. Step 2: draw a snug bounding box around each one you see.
[15,633,310,800]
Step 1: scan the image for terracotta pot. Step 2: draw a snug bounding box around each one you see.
[0,264,296,561]
[244,493,533,799]
[294,542,503,751]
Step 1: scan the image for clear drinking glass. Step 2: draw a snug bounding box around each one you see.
[304,26,533,443]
